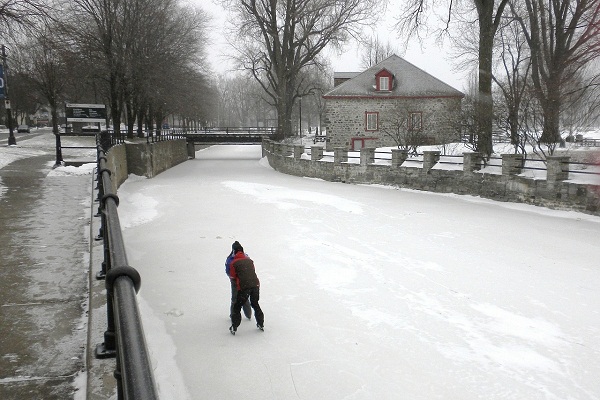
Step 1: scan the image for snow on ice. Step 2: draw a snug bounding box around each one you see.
[115,144,600,400]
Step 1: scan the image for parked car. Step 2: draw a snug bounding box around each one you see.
[17,125,30,133]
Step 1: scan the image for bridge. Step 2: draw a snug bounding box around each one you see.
[182,127,276,144]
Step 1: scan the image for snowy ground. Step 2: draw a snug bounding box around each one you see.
[117,145,600,400]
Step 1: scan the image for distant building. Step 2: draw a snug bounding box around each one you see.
[323,55,464,150]
[333,72,360,87]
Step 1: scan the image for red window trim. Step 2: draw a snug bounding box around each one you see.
[351,137,378,150]
[365,111,379,131]
[375,69,394,92]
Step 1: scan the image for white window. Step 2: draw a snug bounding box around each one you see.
[366,112,378,131]
[410,112,422,130]
[379,76,389,91]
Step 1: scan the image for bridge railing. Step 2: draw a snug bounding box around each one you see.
[94,140,159,400]
[97,128,276,149]
[191,126,277,134]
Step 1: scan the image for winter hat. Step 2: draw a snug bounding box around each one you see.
[232,241,244,253]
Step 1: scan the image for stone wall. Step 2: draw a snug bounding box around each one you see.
[104,144,128,194]
[105,139,189,191]
[323,97,462,150]
[262,140,600,216]
[126,139,189,179]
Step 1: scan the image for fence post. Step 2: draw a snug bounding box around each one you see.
[391,149,408,167]
[334,147,348,164]
[463,152,483,172]
[422,150,440,173]
[311,146,323,161]
[282,143,293,157]
[360,147,376,166]
[546,155,570,183]
[186,140,195,159]
[293,145,304,160]
[501,154,524,175]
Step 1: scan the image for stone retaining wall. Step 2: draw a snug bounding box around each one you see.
[263,140,600,215]
[105,139,189,191]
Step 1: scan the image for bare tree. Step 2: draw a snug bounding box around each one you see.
[379,104,427,154]
[396,0,510,158]
[216,73,276,127]
[129,1,208,135]
[226,0,378,139]
[492,16,531,154]
[360,36,398,69]
[61,0,209,135]
[0,0,47,33]
[19,27,68,162]
[562,64,600,138]
[511,0,600,144]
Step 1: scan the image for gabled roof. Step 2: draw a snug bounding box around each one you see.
[324,54,464,98]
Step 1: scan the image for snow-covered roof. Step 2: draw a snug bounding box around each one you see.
[325,54,464,98]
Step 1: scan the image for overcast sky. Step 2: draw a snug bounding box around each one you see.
[194,0,470,91]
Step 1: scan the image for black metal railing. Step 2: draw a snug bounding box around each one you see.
[94,140,159,400]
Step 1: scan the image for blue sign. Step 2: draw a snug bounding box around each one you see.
[0,65,4,99]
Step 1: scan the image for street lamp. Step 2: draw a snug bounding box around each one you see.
[1,45,16,145]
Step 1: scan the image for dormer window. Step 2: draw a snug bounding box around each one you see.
[379,76,389,91]
[375,68,394,92]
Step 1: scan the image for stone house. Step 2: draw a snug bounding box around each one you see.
[323,54,464,150]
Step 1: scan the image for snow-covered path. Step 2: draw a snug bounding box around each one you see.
[118,145,600,400]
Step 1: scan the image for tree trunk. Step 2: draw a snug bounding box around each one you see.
[539,75,561,143]
[109,71,121,139]
[275,71,297,139]
[124,99,133,139]
[476,1,495,157]
[51,105,62,165]
[136,105,145,138]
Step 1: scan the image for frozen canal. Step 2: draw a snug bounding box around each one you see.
[117,145,600,400]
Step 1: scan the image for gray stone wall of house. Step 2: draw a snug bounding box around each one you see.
[324,97,462,150]
[262,140,600,216]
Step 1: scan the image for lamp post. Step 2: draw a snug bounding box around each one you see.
[1,45,16,145]
[298,96,302,137]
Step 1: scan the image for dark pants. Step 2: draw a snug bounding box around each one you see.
[230,279,251,319]
[231,287,264,330]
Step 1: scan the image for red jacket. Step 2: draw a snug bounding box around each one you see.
[229,252,260,291]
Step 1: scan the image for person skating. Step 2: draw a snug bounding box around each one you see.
[225,241,252,320]
[228,242,264,335]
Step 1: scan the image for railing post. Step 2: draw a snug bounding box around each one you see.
[311,146,323,161]
[334,147,348,164]
[501,154,524,175]
[423,150,441,173]
[360,147,375,166]
[547,155,570,183]
[463,152,483,172]
[391,149,408,167]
